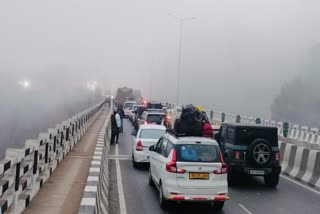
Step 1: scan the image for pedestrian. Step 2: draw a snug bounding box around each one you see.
[115,110,121,143]
[119,106,125,133]
[110,111,118,144]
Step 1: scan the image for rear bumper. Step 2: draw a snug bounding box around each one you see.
[133,151,150,163]
[229,164,281,175]
[167,194,230,202]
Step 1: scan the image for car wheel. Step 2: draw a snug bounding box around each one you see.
[227,170,236,186]
[148,168,155,187]
[159,183,168,209]
[213,201,225,210]
[264,174,279,188]
[247,139,272,167]
[132,154,139,168]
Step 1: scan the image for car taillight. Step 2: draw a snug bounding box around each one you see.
[166,149,185,174]
[275,152,280,161]
[214,152,228,174]
[136,141,143,151]
[234,151,241,160]
[144,121,148,124]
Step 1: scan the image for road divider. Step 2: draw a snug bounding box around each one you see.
[280,142,320,189]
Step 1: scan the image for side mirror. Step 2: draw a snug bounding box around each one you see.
[149,145,155,151]
[214,133,221,142]
[131,131,137,136]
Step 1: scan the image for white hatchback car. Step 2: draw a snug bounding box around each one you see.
[148,132,229,209]
[131,124,166,167]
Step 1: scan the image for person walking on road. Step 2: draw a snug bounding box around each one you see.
[115,110,121,143]
[110,111,118,144]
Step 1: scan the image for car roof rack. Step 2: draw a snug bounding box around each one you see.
[166,129,187,138]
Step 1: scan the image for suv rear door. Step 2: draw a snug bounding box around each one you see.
[175,144,224,189]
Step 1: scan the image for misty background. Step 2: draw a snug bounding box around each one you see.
[1,0,320,157]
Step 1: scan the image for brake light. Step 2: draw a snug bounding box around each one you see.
[214,152,228,174]
[136,141,143,151]
[234,151,241,160]
[166,149,186,174]
[144,121,148,124]
[275,152,280,161]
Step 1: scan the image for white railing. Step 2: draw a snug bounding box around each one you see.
[0,100,107,214]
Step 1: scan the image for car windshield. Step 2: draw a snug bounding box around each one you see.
[139,129,165,139]
[175,144,220,163]
[236,127,278,145]
[147,114,165,124]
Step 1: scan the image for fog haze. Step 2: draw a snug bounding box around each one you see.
[1,0,320,152]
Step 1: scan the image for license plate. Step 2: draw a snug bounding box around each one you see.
[189,172,209,180]
[250,170,265,175]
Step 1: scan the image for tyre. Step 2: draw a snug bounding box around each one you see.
[148,168,155,187]
[159,183,168,209]
[227,169,236,186]
[132,154,139,168]
[214,201,225,210]
[247,139,272,167]
[264,174,279,188]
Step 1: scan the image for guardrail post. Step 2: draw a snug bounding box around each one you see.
[5,149,23,214]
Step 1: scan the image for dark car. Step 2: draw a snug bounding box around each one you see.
[215,123,281,187]
[146,101,162,110]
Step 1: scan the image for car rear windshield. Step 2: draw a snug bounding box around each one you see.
[175,144,221,163]
[147,103,162,109]
[139,129,165,139]
[236,127,278,145]
[124,103,135,109]
[147,114,165,123]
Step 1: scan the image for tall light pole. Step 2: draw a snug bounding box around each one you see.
[169,13,196,106]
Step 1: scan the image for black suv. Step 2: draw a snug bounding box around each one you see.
[215,123,281,187]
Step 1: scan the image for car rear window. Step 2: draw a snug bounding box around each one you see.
[175,144,221,163]
[139,129,165,139]
[124,103,135,109]
[147,114,165,123]
[236,127,278,145]
[147,103,162,109]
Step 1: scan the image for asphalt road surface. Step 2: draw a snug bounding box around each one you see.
[109,119,320,214]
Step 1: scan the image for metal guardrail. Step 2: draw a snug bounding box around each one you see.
[0,100,107,214]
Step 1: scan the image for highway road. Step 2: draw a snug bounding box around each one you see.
[109,120,320,214]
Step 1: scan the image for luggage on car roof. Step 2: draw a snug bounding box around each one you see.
[173,105,211,137]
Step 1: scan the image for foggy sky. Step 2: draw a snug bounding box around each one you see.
[1,0,320,118]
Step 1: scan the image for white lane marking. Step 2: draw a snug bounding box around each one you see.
[116,144,127,214]
[238,204,253,214]
[280,174,320,195]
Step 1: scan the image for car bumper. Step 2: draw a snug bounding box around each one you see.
[167,194,230,202]
[162,181,228,202]
[230,164,281,175]
[133,151,150,163]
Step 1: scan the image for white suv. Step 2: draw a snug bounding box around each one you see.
[148,132,229,209]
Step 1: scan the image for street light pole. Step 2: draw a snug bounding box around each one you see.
[176,20,183,106]
[169,13,196,106]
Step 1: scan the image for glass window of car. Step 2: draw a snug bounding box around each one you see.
[220,126,227,142]
[139,129,165,139]
[165,142,174,158]
[226,127,235,142]
[124,103,134,109]
[175,144,220,163]
[160,139,168,156]
[147,114,165,124]
[155,138,163,153]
